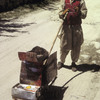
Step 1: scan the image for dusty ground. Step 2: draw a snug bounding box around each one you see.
[0,0,100,100]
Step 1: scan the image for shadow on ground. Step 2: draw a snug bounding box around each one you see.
[0,19,36,36]
[62,72,84,87]
[38,2,59,11]
[63,64,100,72]
[37,71,84,100]
[38,86,68,100]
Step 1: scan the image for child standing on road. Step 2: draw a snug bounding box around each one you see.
[58,0,87,71]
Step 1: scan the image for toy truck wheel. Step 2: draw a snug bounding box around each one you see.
[36,89,41,98]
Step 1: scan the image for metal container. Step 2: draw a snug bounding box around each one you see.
[12,83,40,100]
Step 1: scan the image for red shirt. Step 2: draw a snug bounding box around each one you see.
[65,0,81,25]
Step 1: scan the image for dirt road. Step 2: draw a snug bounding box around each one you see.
[0,0,100,100]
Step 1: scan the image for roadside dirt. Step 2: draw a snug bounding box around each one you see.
[0,0,100,100]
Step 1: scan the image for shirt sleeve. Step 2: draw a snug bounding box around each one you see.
[80,0,87,19]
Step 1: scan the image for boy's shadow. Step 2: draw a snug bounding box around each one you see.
[63,64,100,72]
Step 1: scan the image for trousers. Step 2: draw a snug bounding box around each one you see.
[60,23,84,63]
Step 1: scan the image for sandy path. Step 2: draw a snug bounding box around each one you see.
[0,0,100,100]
